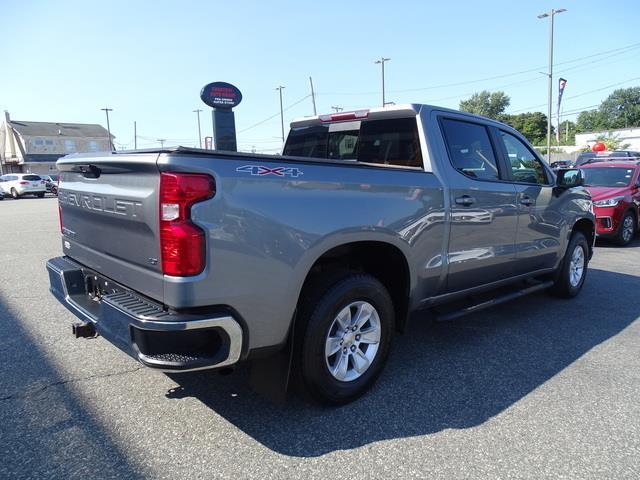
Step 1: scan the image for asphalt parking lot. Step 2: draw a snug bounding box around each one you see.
[1,197,639,479]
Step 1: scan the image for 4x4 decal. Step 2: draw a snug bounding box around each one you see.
[236,165,303,178]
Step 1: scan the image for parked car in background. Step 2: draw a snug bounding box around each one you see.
[0,174,46,199]
[581,160,640,245]
[550,159,574,170]
[41,174,59,193]
[575,150,640,166]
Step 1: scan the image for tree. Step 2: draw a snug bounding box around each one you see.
[579,133,631,152]
[459,91,510,119]
[500,112,548,145]
[576,86,640,132]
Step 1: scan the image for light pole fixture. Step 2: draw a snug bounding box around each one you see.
[537,8,567,161]
[157,138,166,148]
[193,109,203,148]
[374,57,391,107]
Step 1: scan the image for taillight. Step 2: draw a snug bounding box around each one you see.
[59,205,63,234]
[19,181,29,185]
[159,172,215,276]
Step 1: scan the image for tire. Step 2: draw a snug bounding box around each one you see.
[549,231,589,298]
[614,211,636,246]
[296,272,395,405]
[11,188,19,199]
[36,192,45,198]
[51,186,58,196]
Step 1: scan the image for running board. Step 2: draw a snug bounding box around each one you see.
[435,280,554,322]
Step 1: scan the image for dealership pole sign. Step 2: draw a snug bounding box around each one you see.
[200,82,242,152]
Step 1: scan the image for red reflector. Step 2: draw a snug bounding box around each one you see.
[320,109,369,123]
[159,172,215,276]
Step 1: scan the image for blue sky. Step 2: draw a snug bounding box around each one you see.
[2,0,639,151]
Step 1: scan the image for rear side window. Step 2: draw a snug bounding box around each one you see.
[440,118,500,181]
[23,175,41,181]
[283,118,422,168]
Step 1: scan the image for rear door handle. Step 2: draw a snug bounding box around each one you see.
[520,196,534,206]
[455,195,476,207]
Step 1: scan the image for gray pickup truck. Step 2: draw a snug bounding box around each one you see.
[47,104,594,404]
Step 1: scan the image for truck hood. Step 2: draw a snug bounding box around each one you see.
[583,186,629,201]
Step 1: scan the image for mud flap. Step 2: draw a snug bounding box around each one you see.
[248,312,296,403]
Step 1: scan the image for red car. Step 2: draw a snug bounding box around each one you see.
[581,160,640,245]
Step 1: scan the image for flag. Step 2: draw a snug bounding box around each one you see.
[556,78,567,143]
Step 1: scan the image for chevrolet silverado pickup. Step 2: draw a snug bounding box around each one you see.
[47,104,595,404]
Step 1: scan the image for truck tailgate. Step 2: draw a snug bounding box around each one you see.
[57,152,164,302]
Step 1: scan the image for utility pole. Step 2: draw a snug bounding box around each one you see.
[193,109,203,148]
[158,139,165,148]
[374,57,391,107]
[309,77,317,115]
[101,107,113,151]
[537,8,566,161]
[276,86,285,142]
[134,121,137,149]
[331,106,343,113]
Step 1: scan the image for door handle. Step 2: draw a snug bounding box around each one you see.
[520,196,534,206]
[455,195,476,207]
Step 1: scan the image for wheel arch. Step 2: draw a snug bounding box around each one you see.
[296,240,413,333]
[570,217,595,258]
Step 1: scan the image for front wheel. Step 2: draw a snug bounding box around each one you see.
[297,273,394,405]
[549,232,589,298]
[614,211,636,246]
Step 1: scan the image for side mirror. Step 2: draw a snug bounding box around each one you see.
[556,168,583,188]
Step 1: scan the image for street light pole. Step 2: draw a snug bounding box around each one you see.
[157,139,165,148]
[193,109,203,148]
[374,57,391,107]
[276,86,285,142]
[101,107,113,151]
[538,8,566,161]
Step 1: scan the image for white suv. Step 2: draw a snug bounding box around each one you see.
[0,174,47,199]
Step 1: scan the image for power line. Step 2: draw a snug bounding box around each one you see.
[319,41,640,96]
[237,94,311,134]
[509,77,640,113]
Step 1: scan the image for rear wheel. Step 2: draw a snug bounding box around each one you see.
[549,231,589,298]
[36,192,45,198]
[11,188,19,199]
[296,273,394,405]
[614,212,636,246]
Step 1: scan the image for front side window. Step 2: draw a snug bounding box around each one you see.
[440,118,500,181]
[499,131,549,185]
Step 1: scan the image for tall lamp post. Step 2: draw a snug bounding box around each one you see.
[275,86,285,142]
[374,57,391,107]
[193,109,203,148]
[101,107,113,151]
[537,8,566,161]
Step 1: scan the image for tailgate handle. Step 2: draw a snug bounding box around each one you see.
[73,164,102,178]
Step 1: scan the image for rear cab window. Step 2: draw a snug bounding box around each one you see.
[283,117,423,168]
